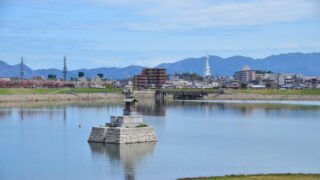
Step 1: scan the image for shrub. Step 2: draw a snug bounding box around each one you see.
[136,124,148,128]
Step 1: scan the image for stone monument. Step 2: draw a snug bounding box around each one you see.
[88,94,157,144]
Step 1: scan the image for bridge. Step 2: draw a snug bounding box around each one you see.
[155,89,224,101]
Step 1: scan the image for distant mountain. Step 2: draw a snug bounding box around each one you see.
[0,52,319,79]
[34,65,144,80]
[0,60,37,78]
[157,52,320,76]
[0,60,144,79]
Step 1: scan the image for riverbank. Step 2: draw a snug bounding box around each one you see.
[0,88,120,94]
[161,89,320,101]
[178,173,320,180]
[0,88,320,102]
[0,89,155,102]
[212,89,320,100]
[207,92,320,101]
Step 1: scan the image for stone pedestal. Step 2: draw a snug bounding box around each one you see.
[110,115,143,127]
[88,126,157,144]
[88,96,157,144]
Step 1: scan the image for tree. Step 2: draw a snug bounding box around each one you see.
[48,74,57,80]
[266,82,272,89]
[240,83,248,89]
[97,73,104,78]
[78,72,85,78]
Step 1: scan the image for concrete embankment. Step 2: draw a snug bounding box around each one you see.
[0,91,157,102]
[162,92,320,101]
[206,93,320,101]
[0,93,124,102]
[1,90,320,102]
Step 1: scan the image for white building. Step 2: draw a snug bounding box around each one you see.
[203,51,211,78]
[234,65,256,84]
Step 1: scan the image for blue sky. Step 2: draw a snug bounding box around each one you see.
[0,0,319,70]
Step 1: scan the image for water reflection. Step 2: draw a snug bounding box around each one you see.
[0,110,12,119]
[1,100,320,121]
[169,101,320,118]
[89,142,156,180]
[137,100,165,116]
[1,100,320,180]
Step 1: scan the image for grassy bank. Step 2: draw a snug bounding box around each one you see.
[179,174,320,180]
[158,88,320,96]
[0,88,121,95]
[157,88,221,93]
[232,89,320,95]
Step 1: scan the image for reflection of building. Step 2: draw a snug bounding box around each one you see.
[89,143,156,180]
[0,110,12,119]
[133,68,166,89]
[136,101,166,116]
[234,65,256,84]
[18,109,62,120]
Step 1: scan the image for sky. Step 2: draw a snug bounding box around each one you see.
[0,0,319,70]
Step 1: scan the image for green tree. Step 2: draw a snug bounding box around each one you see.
[78,72,85,78]
[240,83,248,89]
[97,73,104,78]
[48,74,56,80]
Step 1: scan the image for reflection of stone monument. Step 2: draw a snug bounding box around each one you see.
[89,142,156,180]
[88,94,157,143]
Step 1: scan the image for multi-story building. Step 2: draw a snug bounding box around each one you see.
[234,65,256,84]
[278,74,303,86]
[303,77,319,89]
[133,68,166,89]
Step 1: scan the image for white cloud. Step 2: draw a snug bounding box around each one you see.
[89,0,320,30]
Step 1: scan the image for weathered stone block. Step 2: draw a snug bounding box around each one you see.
[88,127,157,144]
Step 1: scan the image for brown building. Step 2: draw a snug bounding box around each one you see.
[133,68,166,89]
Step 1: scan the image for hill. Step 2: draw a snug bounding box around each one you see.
[0,52,319,79]
[157,52,320,76]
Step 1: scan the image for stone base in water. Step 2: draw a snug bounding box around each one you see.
[88,126,157,144]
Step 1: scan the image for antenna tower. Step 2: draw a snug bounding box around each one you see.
[20,57,24,80]
[63,56,67,81]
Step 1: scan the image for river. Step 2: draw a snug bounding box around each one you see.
[0,100,320,180]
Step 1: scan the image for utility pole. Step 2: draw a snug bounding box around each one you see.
[63,56,67,81]
[20,56,24,81]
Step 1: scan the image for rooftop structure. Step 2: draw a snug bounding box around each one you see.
[240,65,250,71]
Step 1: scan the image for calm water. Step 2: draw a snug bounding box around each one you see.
[1,100,320,180]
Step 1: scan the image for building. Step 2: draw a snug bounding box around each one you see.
[133,68,166,89]
[234,65,256,84]
[203,51,211,78]
[303,77,319,89]
[278,74,296,86]
[259,73,279,88]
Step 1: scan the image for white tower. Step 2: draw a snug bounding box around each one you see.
[203,51,211,77]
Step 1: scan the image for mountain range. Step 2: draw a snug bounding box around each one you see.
[0,52,319,79]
